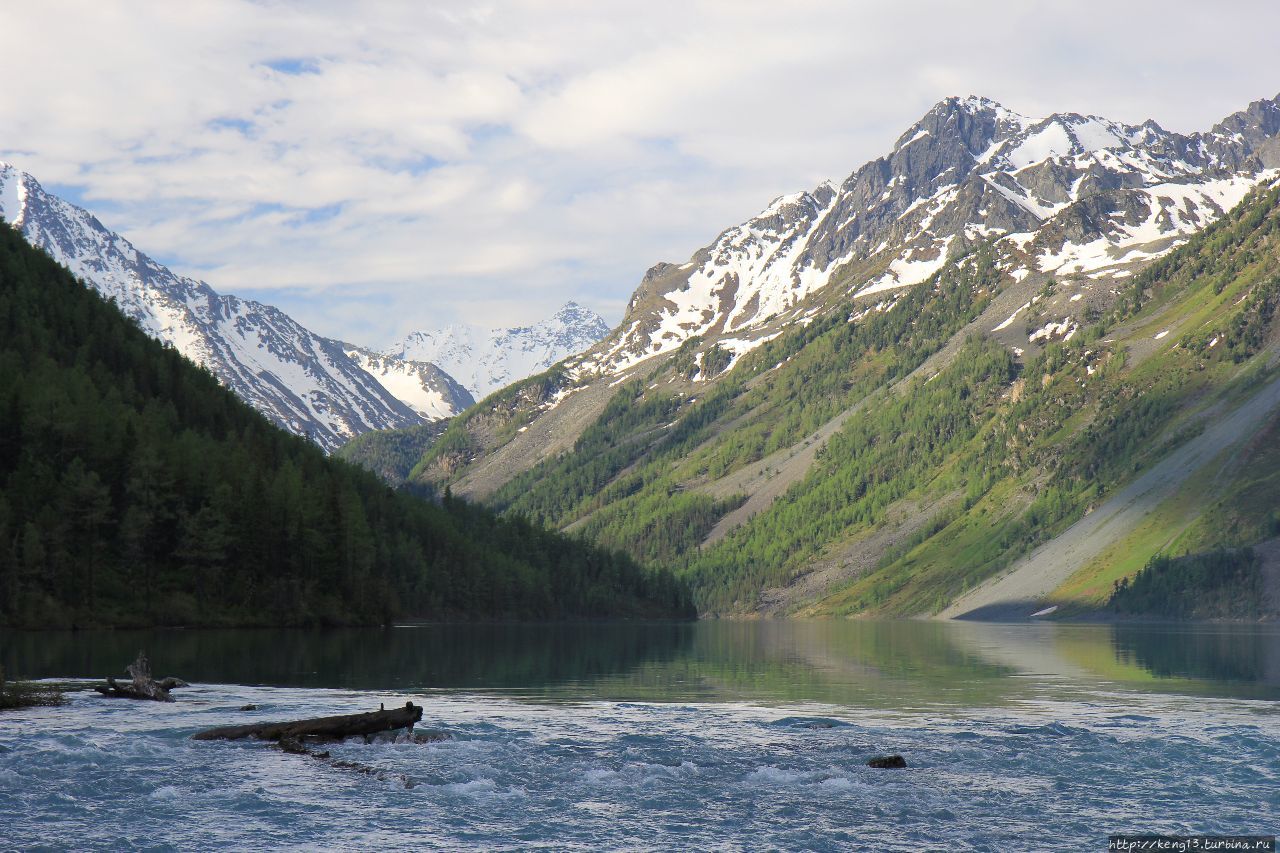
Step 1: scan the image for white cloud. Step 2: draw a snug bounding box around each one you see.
[2,0,1279,346]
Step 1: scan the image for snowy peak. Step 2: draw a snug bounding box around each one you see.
[550,297,609,326]
[573,93,1280,378]
[992,114,1130,168]
[344,347,474,421]
[894,95,1032,166]
[916,96,1178,168]
[388,302,611,400]
[494,301,612,357]
[0,161,472,451]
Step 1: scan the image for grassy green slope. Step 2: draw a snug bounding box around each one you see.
[398,183,1280,619]
[475,247,1007,575]
[807,183,1280,616]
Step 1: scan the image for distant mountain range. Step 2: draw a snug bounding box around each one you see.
[0,164,610,450]
[386,302,611,401]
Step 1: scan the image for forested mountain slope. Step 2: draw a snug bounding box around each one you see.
[0,221,693,627]
[387,93,1280,618]
[494,181,1280,618]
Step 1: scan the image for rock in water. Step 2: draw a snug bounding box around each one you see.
[867,754,907,769]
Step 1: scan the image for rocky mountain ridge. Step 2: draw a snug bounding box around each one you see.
[414,93,1280,503]
[570,93,1280,379]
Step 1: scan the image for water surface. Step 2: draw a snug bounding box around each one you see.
[2,621,1277,849]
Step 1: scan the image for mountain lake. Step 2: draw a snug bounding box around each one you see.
[1,620,1277,849]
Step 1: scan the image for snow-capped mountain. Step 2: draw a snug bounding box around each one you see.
[387,302,611,400]
[0,163,473,451]
[576,93,1280,376]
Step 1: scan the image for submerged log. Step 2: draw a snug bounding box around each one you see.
[191,702,423,742]
[93,652,187,702]
[276,735,417,789]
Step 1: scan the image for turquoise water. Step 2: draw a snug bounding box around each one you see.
[2,621,1277,849]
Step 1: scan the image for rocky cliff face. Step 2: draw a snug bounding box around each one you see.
[0,163,473,450]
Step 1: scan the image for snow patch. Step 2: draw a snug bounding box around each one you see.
[992,302,1030,332]
[1005,121,1074,170]
[1029,320,1077,343]
[856,235,956,298]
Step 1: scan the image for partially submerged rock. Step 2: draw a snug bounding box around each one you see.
[867,754,907,769]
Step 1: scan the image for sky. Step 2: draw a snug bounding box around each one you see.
[3,1,1280,348]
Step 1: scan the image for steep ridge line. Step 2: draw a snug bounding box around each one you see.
[572,94,1280,379]
[0,163,473,450]
[412,93,1280,506]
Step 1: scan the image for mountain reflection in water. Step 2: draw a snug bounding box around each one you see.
[5,620,1277,705]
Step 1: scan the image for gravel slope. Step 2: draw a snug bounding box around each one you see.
[939,371,1280,621]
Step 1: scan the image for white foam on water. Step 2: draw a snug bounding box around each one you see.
[1,662,1276,848]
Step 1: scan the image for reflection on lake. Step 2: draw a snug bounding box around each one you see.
[5,619,1278,706]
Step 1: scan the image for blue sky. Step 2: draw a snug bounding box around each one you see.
[3,1,1280,347]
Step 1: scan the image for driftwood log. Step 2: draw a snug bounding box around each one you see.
[191,702,423,742]
[93,652,189,702]
[193,702,429,789]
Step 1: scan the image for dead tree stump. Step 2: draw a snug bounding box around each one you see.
[93,651,188,702]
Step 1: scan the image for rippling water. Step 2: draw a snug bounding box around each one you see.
[2,621,1278,850]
